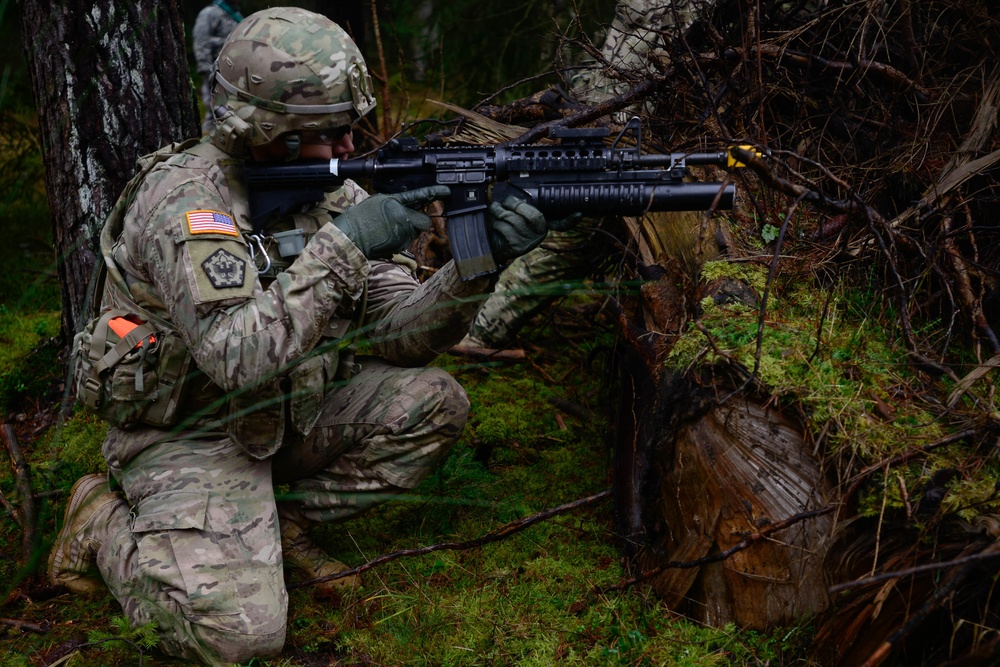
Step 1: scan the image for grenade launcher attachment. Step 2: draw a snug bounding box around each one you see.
[244,117,744,280]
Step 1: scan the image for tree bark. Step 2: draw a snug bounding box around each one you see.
[18,0,199,341]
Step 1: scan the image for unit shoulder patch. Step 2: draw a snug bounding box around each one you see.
[202,248,246,289]
[186,210,238,236]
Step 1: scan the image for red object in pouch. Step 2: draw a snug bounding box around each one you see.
[108,316,155,347]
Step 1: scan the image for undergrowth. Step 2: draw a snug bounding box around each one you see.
[0,295,811,665]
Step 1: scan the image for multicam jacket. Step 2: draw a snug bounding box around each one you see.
[192,1,243,75]
[99,137,490,470]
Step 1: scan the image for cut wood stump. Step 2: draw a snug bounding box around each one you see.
[639,392,833,628]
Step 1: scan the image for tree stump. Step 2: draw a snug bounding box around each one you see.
[640,389,833,628]
[613,214,834,628]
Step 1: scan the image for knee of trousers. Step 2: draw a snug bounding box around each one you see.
[117,486,289,665]
[419,367,471,438]
[373,369,469,491]
[178,621,286,666]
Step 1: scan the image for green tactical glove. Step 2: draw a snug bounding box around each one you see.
[487,196,582,264]
[332,185,450,259]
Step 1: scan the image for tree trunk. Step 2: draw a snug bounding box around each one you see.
[19,0,200,341]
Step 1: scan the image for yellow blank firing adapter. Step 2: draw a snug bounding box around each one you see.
[727,145,763,168]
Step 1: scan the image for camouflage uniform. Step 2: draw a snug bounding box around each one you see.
[192,1,242,133]
[569,0,692,106]
[468,0,693,347]
[81,9,492,665]
[89,137,489,665]
[469,228,606,347]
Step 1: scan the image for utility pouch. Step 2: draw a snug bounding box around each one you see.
[73,309,190,429]
[227,378,285,460]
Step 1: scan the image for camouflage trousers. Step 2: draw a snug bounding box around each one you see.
[199,75,214,134]
[96,358,469,666]
[469,226,606,347]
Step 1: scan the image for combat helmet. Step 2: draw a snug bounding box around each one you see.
[209,6,376,157]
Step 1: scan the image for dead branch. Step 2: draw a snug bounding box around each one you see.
[843,429,976,501]
[711,45,937,101]
[2,423,36,564]
[366,0,393,143]
[829,542,1000,595]
[0,617,50,634]
[947,355,1000,409]
[855,542,1000,667]
[506,77,660,145]
[943,215,1000,354]
[474,87,582,126]
[287,489,612,590]
[883,149,1000,232]
[0,488,17,526]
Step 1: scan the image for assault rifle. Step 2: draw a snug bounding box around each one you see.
[244,117,743,280]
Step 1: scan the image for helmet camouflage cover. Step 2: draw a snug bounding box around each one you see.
[211,6,376,154]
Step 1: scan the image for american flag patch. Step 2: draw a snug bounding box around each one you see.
[185,210,238,236]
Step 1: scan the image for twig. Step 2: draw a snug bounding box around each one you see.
[594,504,835,594]
[843,429,975,500]
[713,44,936,101]
[729,191,807,401]
[856,542,1000,667]
[2,423,36,563]
[367,0,392,139]
[0,488,18,525]
[0,616,50,634]
[288,489,612,590]
[828,544,1000,595]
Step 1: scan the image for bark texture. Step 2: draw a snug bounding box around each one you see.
[19,0,199,340]
[644,394,833,627]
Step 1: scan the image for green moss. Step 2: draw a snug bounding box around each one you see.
[669,260,1000,523]
[37,408,109,477]
[700,259,769,294]
[0,310,61,414]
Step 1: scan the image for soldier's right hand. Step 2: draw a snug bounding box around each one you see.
[332,186,450,259]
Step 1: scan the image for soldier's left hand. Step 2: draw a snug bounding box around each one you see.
[487,196,581,263]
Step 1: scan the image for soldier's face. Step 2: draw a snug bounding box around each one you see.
[300,129,355,159]
[250,128,354,161]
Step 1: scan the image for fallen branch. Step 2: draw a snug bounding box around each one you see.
[288,489,612,590]
[0,616,50,634]
[2,423,36,564]
[448,343,527,362]
[595,504,836,594]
